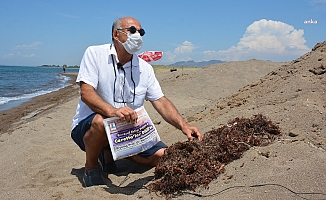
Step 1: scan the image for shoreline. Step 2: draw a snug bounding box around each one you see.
[0,52,325,199]
[0,73,78,134]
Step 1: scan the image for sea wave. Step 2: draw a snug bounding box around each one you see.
[0,74,71,111]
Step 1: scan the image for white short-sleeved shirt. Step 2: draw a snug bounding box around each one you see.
[71,44,164,130]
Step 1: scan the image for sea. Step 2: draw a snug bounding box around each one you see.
[0,65,80,112]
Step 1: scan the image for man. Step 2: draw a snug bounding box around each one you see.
[71,16,203,187]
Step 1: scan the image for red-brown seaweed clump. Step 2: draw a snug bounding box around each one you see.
[148,114,281,196]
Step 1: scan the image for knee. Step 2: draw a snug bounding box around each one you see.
[84,114,107,141]
[155,148,166,158]
[90,114,105,131]
[150,148,166,166]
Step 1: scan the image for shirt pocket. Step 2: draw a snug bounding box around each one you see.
[131,86,147,107]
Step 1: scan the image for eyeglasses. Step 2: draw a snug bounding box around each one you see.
[111,55,136,104]
[117,26,145,36]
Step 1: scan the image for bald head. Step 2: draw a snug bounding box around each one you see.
[111,17,141,41]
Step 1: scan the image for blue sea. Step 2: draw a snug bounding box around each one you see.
[0,65,79,112]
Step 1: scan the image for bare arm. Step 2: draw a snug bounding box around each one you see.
[80,82,137,123]
[151,96,203,141]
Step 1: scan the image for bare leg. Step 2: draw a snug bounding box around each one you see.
[128,148,166,166]
[83,112,165,170]
[102,148,114,164]
[83,114,108,172]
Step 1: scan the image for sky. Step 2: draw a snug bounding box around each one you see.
[0,0,325,66]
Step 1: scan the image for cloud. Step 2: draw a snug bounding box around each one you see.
[308,0,326,5]
[2,52,36,59]
[56,13,79,18]
[307,0,326,9]
[174,41,196,54]
[22,54,36,58]
[14,42,42,50]
[204,19,310,62]
[2,53,14,58]
[164,51,177,63]
[162,41,196,63]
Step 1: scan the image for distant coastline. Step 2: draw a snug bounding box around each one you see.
[0,64,79,68]
[40,64,80,68]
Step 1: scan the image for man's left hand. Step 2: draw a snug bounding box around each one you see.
[182,124,203,141]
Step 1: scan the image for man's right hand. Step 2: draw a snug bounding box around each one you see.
[112,106,138,124]
[80,82,137,123]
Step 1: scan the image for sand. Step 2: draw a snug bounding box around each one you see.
[0,41,325,200]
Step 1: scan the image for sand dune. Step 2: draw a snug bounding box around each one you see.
[0,41,325,199]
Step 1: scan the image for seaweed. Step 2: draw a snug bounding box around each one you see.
[148,114,281,196]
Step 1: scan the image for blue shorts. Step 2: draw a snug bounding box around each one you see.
[71,113,167,157]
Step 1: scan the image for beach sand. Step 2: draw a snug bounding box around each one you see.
[0,41,325,199]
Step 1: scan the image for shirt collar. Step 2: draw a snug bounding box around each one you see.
[109,43,140,69]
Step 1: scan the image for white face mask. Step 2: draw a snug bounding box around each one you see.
[118,32,143,54]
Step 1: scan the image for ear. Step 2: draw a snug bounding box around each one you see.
[113,29,119,41]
